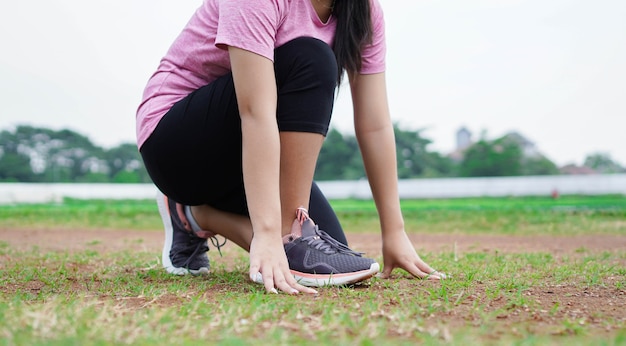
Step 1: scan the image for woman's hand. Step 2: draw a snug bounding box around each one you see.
[379,230,446,280]
[248,233,318,294]
[229,47,316,294]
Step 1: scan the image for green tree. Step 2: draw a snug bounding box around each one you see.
[394,125,431,178]
[315,125,454,180]
[0,127,41,182]
[315,128,364,180]
[520,155,560,175]
[104,143,151,183]
[0,151,34,182]
[40,128,106,182]
[0,125,112,182]
[584,153,625,173]
[459,137,523,177]
[393,124,454,178]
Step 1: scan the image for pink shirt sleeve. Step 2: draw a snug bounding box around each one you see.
[215,0,283,61]
[360,0,386,74]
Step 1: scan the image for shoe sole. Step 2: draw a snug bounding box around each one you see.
[156,191,209,276]
[251,262,380,287]
[292,262,380,287]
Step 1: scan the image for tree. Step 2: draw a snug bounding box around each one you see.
[584,153,625,173]
[393,124,454,178]
[520,156,560,175]
[315,125,454,181]
[315,128,364,180]
[0,151,34,182]
[104,144,151,183]
[458,132,562,177]
[459,137,523,177]
[38,128,106,182]
[394,125,431,178]
[0,125,150,183]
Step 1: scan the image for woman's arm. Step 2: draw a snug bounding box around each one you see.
[350,72,444,279]
[229,47,316,294]
[350,72,402,234]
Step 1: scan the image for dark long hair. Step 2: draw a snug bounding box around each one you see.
[333,0,373,84]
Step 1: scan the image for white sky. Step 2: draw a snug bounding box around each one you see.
[1,0,624,166]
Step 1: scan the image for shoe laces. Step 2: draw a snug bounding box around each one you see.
[302,225,363,256]
[209,235,227,257]
[292,206,364,257]
[187,233,227,258]
[172,202,227,257]
[181,238,210,270]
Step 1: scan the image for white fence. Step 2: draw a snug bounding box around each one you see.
[320,174,626,199]
[0,183,159,204]
[1,174,625,204]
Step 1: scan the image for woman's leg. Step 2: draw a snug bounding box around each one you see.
[189,181,347,253]
[141,73,247,212]
[309,182,347,245]
[141,73,245,274]
[273,37,338,234]
[188,37,347,246]
[142,37,347,252]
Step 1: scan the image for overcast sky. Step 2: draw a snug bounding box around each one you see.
[1,0,624,166]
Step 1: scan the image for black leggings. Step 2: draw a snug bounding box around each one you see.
[140,37,348,244]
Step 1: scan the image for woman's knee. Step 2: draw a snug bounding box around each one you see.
[274,37,338,92]
[274,37,338,135]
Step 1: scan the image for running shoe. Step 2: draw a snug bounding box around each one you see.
[156,191,218,276]
[254,208,379,287]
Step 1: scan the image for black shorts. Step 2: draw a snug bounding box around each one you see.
[140,37,347,244]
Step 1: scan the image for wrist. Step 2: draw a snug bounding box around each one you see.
[381,226,405,238]
[250,221,282,238]
[379,214,405,235]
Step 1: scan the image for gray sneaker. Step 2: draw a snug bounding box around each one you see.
[282,208,379,287]
[156,191,217,276]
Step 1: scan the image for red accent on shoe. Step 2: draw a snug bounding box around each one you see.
[195,230,216,239]
[175,202,216,239]
[296,207,309,225]
[176,203,191,230]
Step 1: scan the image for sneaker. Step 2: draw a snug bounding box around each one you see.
[252,208,379,287]
[156,191,216,276]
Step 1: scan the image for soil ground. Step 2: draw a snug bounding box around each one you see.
[2,228,624,256]
[1,228,625,339]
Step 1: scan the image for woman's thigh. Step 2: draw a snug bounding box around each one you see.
[140,73,248,213]
[141,37,340,221]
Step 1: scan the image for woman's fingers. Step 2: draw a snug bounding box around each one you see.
[262,269,278,293]
[249,267,318,295]
[381,259,444,280]
[272,270,300,294]
[411,261,444,280]
[401,261,430,279]
[379,263,394,279]
[286,277,318,295]
[415,258,448,280]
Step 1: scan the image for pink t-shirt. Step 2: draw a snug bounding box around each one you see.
[136,0,386,148]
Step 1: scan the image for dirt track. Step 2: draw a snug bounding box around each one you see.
[2,228,625,338]
[2,228,625,257]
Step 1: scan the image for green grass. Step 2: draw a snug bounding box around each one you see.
[1,195,625,235]
[1,195,625,345]
[1,245,624,345]
[0,198,160,230]
[337,195,626,236]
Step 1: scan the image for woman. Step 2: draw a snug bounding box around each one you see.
[137,0,444,295]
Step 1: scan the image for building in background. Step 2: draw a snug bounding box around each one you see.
[449,126,472,162]
[456,126,472,151]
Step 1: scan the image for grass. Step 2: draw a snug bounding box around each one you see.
[1,246,624,345]
[1,195,625,345]
[1,194,625,234]
[333,195,626,236]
